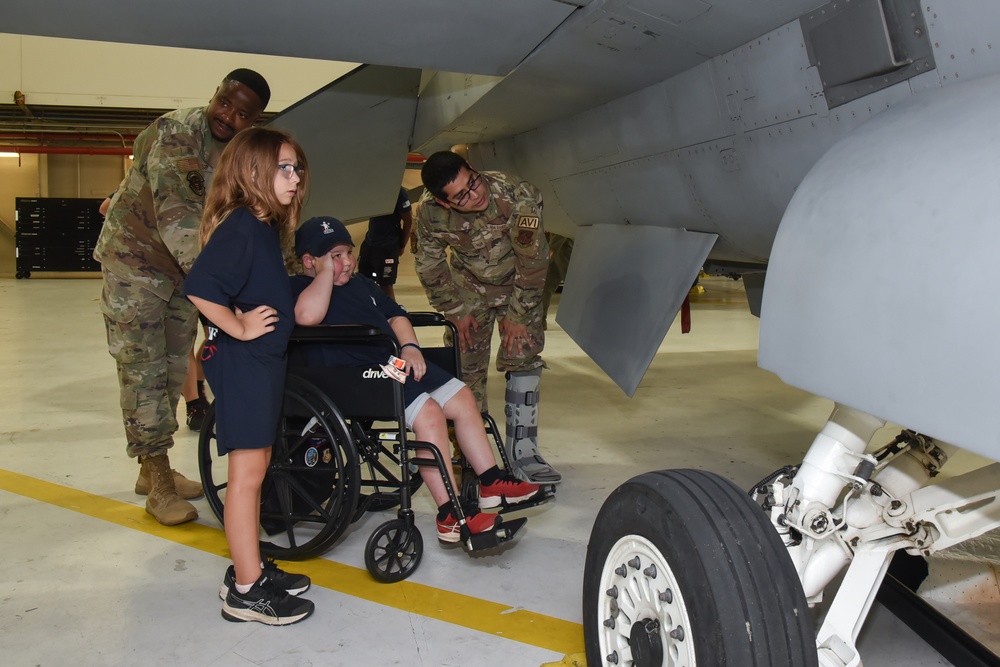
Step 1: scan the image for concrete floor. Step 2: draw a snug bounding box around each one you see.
[0,266,991,666]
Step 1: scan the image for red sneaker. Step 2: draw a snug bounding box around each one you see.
[479,474,540,509]
[437,508,500,543]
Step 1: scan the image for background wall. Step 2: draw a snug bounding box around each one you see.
[0,154,129,277]
[0,32,359,278]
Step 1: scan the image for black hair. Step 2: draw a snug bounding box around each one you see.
[420,151,472,200]
[223,68,271,109]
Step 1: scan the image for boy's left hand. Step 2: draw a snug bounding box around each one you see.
[400,346,426,381]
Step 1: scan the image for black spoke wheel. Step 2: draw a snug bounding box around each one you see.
[198,375,361,560]
[584,469,817,667]
[364,518,423,583]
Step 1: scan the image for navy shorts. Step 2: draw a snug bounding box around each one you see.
[358,242,400,286]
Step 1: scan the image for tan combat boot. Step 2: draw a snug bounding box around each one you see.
[135,459,204,499]
[143,454,199,526]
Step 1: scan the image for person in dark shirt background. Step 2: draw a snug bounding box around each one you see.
[358,186,412,300]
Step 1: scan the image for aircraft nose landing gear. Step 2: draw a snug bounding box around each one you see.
[584,469,817,667]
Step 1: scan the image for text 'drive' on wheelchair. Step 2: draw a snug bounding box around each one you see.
[198,312,552,582]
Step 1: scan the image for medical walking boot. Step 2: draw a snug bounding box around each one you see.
[142,454,198,525]
[505,368,562,484]
[135,458,204,499]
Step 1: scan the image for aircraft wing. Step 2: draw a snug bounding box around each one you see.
[266,65,421,223]
[8,0,1000,414]
[0,0,578,77]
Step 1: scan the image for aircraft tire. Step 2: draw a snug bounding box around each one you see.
[583,468,817,667]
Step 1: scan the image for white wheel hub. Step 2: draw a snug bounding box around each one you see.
[596,534,696,667]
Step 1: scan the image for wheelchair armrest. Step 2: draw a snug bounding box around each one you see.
[407,312,446,327]
[289,324,386,345]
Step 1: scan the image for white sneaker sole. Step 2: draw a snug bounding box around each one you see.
[221,603,313,626]
[437,529,462,543]
[478,490,539,509]
[220,581,310,600]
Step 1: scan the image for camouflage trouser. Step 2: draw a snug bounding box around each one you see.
[100,269,199,459]
[449,304,545,413]
[542,233,574,321]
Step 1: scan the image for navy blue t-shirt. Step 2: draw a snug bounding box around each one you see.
[363,187,411,248]
[185,207,294,453]
[289,273,454,404]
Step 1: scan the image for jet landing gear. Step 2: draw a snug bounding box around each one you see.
[584,469,817,667]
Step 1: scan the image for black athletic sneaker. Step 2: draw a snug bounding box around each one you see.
[219,559,311,600]
[221,575,314,626]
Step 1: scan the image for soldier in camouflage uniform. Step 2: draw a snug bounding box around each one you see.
[414,151,561,484]
[94,69,270,525]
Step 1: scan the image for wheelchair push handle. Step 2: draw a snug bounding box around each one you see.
[406,312,447,327]
[289,324,385,346]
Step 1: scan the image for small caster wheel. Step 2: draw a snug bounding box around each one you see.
[365,519,423,583]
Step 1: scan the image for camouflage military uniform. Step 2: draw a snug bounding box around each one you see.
[94,107,222,459]
[413,172,549,411]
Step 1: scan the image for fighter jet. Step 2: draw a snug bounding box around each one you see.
[5,1,1000,665]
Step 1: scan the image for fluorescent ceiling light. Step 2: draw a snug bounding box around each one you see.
[0,151,20,158]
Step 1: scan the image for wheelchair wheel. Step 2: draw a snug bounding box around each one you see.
[364,518,423,583]
[198,403,227,523]
[198,375,362,560]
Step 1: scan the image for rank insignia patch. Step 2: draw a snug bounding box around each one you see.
[186,171,206,197]
[175,157,200,173]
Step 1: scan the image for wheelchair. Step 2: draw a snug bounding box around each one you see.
[197,312,554,582]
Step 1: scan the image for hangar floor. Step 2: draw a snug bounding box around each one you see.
[1,267,994,666]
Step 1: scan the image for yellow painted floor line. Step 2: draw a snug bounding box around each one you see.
[0,468,584,656]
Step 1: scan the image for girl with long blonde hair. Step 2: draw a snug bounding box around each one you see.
[185,127,314,625]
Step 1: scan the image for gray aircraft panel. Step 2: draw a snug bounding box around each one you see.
[11,0,1000,414]
[267,66,420,223]
[557,224,717,396]
[758,74,1000,460]
[411,0,832,149]
[0,0,577,77]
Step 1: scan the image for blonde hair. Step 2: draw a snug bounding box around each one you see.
[200,127,309,260]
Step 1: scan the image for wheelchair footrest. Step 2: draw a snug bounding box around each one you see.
[496,484,556,515]
[464,516,527,552]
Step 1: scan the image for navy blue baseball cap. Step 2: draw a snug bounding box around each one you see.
[295,216,354,257]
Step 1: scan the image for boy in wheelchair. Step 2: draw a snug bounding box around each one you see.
[291,216,542,543]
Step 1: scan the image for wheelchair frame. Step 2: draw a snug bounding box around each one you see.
[198,312,545,582]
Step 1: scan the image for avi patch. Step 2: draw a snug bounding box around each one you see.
[517,215,540,229]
